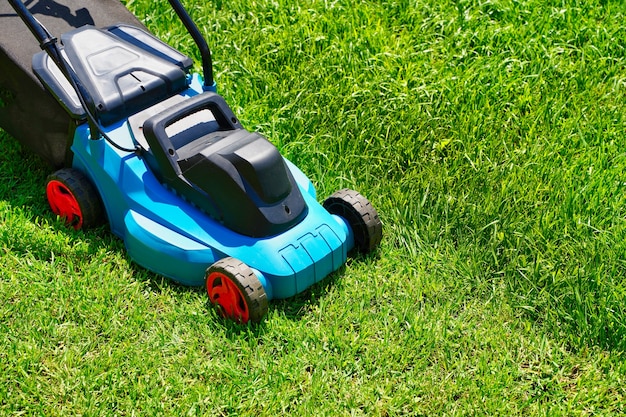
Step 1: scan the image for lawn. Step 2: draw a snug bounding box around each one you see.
[2,0,626,415]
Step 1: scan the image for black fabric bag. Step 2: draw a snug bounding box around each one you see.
[0,0,144,167]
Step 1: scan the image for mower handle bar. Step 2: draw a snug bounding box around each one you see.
[167,0,215,88]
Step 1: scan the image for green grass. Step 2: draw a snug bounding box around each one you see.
[2,0,626,414]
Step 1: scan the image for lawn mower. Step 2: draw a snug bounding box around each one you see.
[0,0,382,322]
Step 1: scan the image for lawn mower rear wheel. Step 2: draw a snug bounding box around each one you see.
[46,168,104,230]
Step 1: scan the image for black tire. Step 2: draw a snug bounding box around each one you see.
[206,257,268,323]
[323,188,382,254]
[45,168,104,230]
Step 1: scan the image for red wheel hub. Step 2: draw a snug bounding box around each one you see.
[46,180,83,230]
[206,272,250,323]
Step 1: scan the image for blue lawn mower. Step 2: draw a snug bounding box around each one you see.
[0,0,382,322]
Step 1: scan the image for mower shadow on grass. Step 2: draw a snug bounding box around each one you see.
[0,129,181,290]
[0,130,48,210]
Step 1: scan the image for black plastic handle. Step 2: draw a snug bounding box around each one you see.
[142,92,243,180]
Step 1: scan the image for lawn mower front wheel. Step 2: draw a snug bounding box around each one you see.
[323,188,382,254]
[45,168,103,230]
[206,257,268,323]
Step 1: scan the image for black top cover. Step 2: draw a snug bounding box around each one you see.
[59,25,190,126]
[141,92,308,237]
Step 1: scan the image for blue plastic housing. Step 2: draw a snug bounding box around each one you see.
[70,74,354,300]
